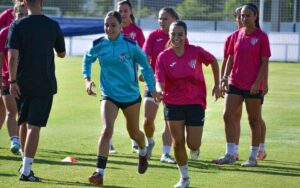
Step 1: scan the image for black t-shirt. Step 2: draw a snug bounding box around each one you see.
[6,15,65,96]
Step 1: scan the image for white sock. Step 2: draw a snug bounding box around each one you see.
[96,168,105,176]
[10,136,19,144]
[259,143,265,152]
[226,143,235,156]
[109,139,113,147]
[147,137,154,145]
[22,157,34,176]
[234,144,239,155]
[249,146,259,159]
[178,164,189,179]
[131,140,138,147]
[162,145,171,155]
[139,147,147,156]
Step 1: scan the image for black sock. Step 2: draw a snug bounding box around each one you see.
[96,156,107,169]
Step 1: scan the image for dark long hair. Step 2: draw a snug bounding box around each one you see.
[166,20,187,49]
[159,7,180,20]
[243,3,260,28]
[118,0,135,24]
[106,11,122,24]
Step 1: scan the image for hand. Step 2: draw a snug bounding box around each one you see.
[151,91,163,103]
[250,83,259,95]
[10,83,21,99]
[138,74,144,82]
[85,80,97,96]
[212,84,221,101]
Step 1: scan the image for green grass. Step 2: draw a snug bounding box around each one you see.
[0,57,299,188]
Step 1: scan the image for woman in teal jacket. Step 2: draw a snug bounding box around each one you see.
[82,11,160,187]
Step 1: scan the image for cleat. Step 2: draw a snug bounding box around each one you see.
[212,154,235,165]
[241,157,257,167]
[190,149,200,160]
[160,153,176,164]
[138,154,148,174]
[256,151,267,160]
[19,171,40,182]
[146,141,155,160]
[10,142,21,155]
[132,145,139,154]
[233,153,239,161]
[109,145,117,154]
[88,172,103,186]
[174,177,190,188]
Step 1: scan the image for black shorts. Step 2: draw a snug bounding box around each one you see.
[101,96,141,110]
[144,90,152,98]
[17,95,53,127]
[227,85,262,99]
[261,96,264,105]
[164,104,205,126]
[1,86,10,96]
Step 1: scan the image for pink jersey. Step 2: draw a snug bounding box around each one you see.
[0,8,14,29]
[122,23,145,48]
[143,29,169,71]
[223,33,233,59]
[155,44,216,109]
[0,26,9,86]
[228,27,271,90]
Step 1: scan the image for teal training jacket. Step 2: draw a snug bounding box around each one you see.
[82,33,155,103]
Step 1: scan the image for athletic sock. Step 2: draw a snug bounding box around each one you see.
[109,139,113,147]
[96,156,107,176]
[226,143,235,156]
[178,164,189,179]
[162,145,171,155]
[258,143,265,152]
[249,146,259,159]
[10,136,19,144]
[22,157,34,176]
[138,147,147,156]
[131,140,138,147]
[147,137,154,145]
[234,144,239,155]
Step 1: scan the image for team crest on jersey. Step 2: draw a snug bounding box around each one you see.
[156,38,163,42]
[188,59,196,69]
[129,32,136,40]
[119,53,126,61]
[251,37,259,45]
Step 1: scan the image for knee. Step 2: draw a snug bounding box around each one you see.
[6,110,17,118]
[101,126,113,139]
[223,111,232,124]
[248,116,259,127]
[187,141,200,151]
[173,138,185,149]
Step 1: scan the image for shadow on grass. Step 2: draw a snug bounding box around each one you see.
[41,178,128,187]
[0,173,16,177]
[194,160,300,177]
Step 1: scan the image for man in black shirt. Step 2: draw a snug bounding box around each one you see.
[6,0,65,182]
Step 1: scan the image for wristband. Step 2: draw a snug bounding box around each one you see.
[221,76,228,82]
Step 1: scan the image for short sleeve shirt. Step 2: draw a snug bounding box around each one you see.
[228,28,271,90]
[155,44,216,109]
[122,23,145,48]
[0,26,9,86]
[6,15,65,96]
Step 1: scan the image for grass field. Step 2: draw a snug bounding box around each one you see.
[0,56,299,188]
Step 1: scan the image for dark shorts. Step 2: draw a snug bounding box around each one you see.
[164,104,205,126]
[1,86,10,96]
[227,85,262,99]
[17,95,53,127]
[144,91,152,98]
[101,96,141,110]
[261,96,264,105]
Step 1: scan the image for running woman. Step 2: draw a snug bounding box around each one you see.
[83,11,160,187]
[156,20,221,188]
[108,0,146,154]
[0,0,27,155]
[213,3,271,167]
[141,7,179,164]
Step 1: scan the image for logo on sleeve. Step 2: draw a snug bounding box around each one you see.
[170,62,177,67]
[251,37,258,45]
[188,59,196,69]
